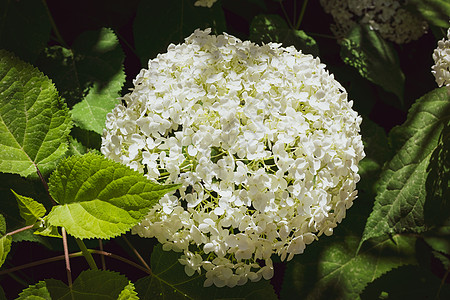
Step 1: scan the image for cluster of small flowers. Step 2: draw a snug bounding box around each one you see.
[101,29,365,287]
[320,0,428,44]
[194,0,218,8]
[432,27,450,90]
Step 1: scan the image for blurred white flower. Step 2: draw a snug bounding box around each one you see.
[320,0,428,44]
[102,28,365,287]
[432,27,450,90]
[194,0,218,8]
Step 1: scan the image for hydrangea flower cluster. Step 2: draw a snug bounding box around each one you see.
[101,29,365,287]
[432,27,450,90]
[194,0,218,8]
[320,0,428,44]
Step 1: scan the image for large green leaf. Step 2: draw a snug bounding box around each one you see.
[249,14,319,56]
[46,153,179,239]
[0,213,12,268]
[280,233,416,300]
[11,190,46,226]
[362,87,450,244]
[0,0,51,62]
[405,0,450,28]
[133,0,227,66]
[0,50,72,177]
[361,265,450,300]
[19,270,133,300]
[135,244,278,300]
[340,24,405,106]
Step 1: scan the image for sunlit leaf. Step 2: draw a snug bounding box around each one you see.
[47,153,179,239]
[0,50,72,177]
[250,14,319,56]
[0,214,12,268]
[362,87,450,244]
[133,0,227,66]
[340,24,405,106]
[11,190,46,226]
[0,0,51,62]
[118,282,139,300]
[17,281,51,300]
[135,244,278,300]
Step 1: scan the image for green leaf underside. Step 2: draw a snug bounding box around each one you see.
[133,0,227,66]
[0,0,51,62]
[11,189,46,226]
[19,270,131,300]
[135,244,278,300]
[340,24,405,104]
[0,215,11,268]
[362,87,450,244]
[70,28,125,134]
[280,234,416,300]
[406,0,450,28]
[47,153,179,239]
[250,14,319,57]
[0,50,72,177]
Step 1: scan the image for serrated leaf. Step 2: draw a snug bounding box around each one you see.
[17,281,52,300]
[11,190,46,226]
[20,270,132,300]
[70,28,125,134]
[362,87,450,244]
[250,14,319,56]
[118,282,139,300]
[46,153,179,239]
[280,234,416,300]
[133,0,227,66]
[0,0,51,62]
[405,0,450,28]
[135,244,278,300]
[340,24,405,106]
[0,50,72,177]
[0,213,12,268]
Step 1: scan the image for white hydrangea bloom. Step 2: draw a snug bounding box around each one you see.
[320,0,428,44]
[102,29,365,287]
[194,0,218,8]
[432,27,450,90]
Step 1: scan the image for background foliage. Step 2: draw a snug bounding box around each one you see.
[0,0,449,299]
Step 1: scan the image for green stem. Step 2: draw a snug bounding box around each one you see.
[41,0,69,48]
[6,224,34,236]
[278,0,294,29]
[295,0,309,29]
[75,238,98,270]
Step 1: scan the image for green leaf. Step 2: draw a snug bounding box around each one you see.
[0,214,12,268]
[0,50,72,177]
[133,0,227,66]
[340,24,405,106]
[362,87,450,244]
[135,244,278,300]
[0,0,51,62]
[424,218,450,256]
[118,282,139,300]
[250,14,319,56]
[17,281,52,300]
[70,28,125,134]
[280,234,416,300]
[47,153,179,239]
[11,189,46,226]
[405,0,450,28]
[361,265,450,300]
[0,286,6,300]
[20,270,133,300]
